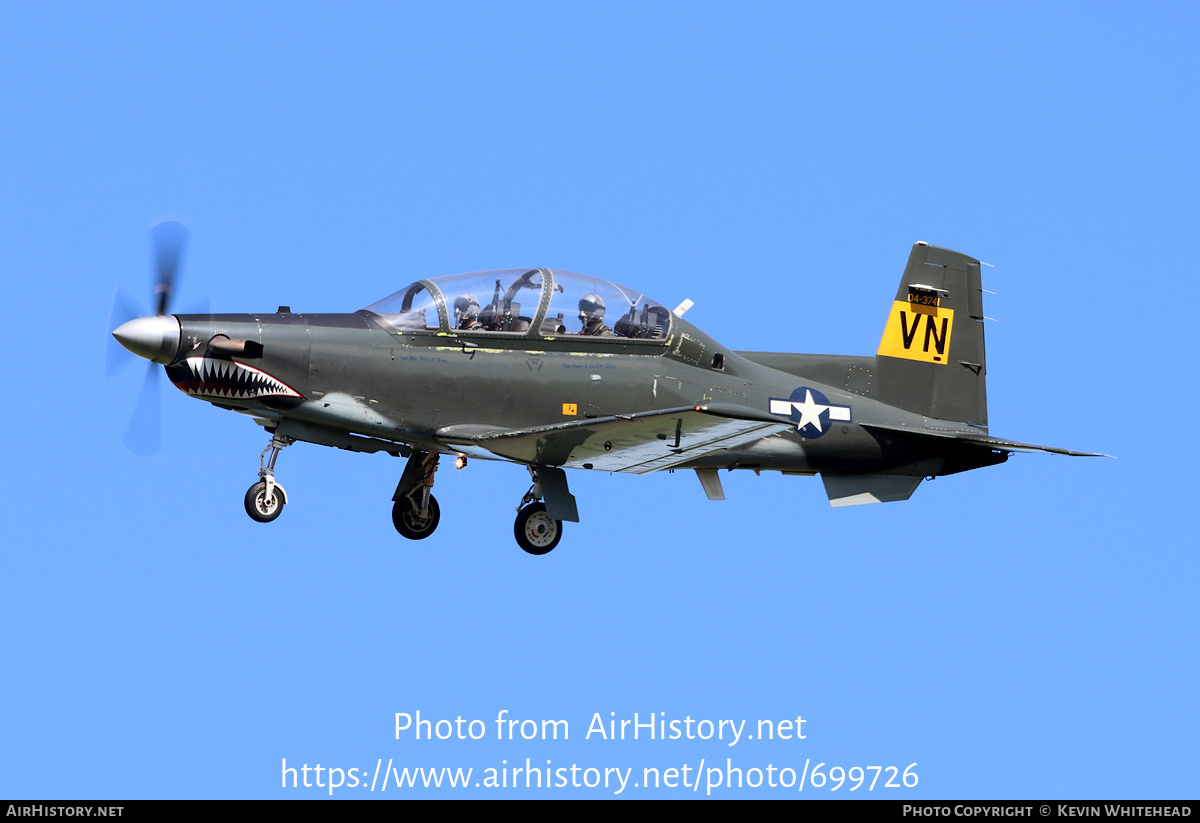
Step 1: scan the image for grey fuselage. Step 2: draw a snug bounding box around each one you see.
[164,309,1005,480]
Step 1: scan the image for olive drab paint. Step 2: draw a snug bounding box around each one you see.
[111,233,1106,554]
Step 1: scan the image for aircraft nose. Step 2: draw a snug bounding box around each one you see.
[112,315,181,363]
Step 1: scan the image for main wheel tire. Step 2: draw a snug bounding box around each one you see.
[244,481,284,523]
[392,494,440,540]
[514,502,562,555]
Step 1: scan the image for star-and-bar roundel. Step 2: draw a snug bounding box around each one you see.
[768,387,852,438]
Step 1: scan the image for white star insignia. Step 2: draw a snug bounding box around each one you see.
[791,390,827,432]
[768,391,852,433]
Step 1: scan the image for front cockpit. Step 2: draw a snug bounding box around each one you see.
[362,269,673,341]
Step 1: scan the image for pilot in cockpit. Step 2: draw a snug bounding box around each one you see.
[578,294,615,337]
[454,294,484,331]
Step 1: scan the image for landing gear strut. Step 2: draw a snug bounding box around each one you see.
[245,432,292,523]
[391,451,441,540]
[514,468,563,555]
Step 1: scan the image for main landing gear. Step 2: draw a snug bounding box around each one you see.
[239,435,569,556]
[244,432,293,523]
[387,459,567,554]
[513,468,565,555]
[514,502,561,555]
[391,451,441,540]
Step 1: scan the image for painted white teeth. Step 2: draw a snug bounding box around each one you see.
[176,356,300,400]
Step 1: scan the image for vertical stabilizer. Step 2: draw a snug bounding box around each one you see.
[875,243,988,427]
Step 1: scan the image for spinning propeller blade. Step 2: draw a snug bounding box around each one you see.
[109,217,193,455]
[151,218,189,316]
[123,362,162,456]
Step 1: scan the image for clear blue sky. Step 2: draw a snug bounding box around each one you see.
[2,1,1197,799]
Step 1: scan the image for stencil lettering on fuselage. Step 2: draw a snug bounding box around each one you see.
[877,300,955,364]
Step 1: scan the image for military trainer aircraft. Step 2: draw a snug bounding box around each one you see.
[110,221,1103,554]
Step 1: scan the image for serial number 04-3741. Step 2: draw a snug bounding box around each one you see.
[906,293,941,307]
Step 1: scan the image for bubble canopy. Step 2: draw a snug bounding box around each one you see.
[363,269,672,340]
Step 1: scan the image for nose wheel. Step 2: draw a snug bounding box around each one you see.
[514,502,562,555]
[244,432,291,523]
[245,480,284,522]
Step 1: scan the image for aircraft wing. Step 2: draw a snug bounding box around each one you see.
[436,405,788,473]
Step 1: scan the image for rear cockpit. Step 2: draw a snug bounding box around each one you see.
[363,269,672,341]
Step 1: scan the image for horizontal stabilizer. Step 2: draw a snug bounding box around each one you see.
[821,473,924,507]
[860,422,1110,458]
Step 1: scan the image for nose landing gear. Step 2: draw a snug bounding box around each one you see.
[245,432,293,523]
[245,481,284,522]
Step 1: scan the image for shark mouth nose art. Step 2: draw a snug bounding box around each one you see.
[170,356,302,400]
